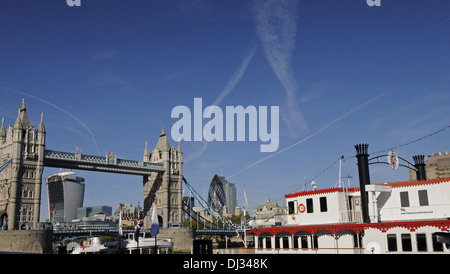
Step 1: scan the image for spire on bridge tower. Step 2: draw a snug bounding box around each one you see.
[155,126,171,151]
[20,98,26,111]
[38,113,46,134]
[14,98,32,130]
[177,140,182,153]
[143,140,150,162]
[0,117,5,141]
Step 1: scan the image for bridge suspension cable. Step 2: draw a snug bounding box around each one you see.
[182,177,245,243]
[182,177,234,227]
[0,158,12,174]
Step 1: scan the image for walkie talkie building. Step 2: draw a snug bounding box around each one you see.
[46,171,85,223]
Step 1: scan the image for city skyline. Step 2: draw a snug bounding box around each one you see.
[1,1,449,222]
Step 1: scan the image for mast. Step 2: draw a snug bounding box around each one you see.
[338,156,343,188]
[243,185,247,248]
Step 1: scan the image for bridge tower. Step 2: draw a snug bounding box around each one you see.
[0,100,46,230]
[142,128,183,229]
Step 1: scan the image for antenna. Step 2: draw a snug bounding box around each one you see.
[311,180,317,190]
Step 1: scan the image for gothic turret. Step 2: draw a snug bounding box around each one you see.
[143,140,150,162]
[142,127,183,229]
[38,113,46,134]
[1,100,46,230]
[0,117,5,142]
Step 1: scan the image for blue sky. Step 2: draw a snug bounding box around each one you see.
[1,0,449,222]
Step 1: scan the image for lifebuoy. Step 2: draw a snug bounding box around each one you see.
[298,203,305,213]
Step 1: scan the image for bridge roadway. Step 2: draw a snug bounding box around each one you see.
[44,150,165,175]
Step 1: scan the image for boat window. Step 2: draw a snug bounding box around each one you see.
[293,236,299,248]
[416,233,427,252]
[320,197,327,212]
[306,198,313,213]
[288,201,295,214]
[418,190,429,206]
[387,234,397,251]
[312,235,318,248]
[282,237,289,249]
[400,191,410,207]
[301,236,308,248]
[401,234,412,252]
[432,234,444,252]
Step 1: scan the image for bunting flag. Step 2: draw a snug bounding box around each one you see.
[136,210,141,231]
[75,146,83,151]
[118,209,123,237]
[150,205,159,237]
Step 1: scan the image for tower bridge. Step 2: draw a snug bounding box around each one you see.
[0,100,183,231]
[43,150,165,175]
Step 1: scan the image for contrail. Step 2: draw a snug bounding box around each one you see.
[185,41,259,163]
[252,0,307,132]
[0,85,101,155]
[212,40,259,107]
[228,90,389,179]
[425,17,450,36]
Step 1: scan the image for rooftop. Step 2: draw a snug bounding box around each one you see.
[285,177,450,199]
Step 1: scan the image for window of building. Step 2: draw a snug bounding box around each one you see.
[401,234,412,252]
[320,197,328,212]
[387,234,397,251]
[416,233,427,252]
[306,198,313,213]
[418,190,429,206]
[400,191,410,207]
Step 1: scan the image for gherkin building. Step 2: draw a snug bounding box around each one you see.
[207,174,227,212]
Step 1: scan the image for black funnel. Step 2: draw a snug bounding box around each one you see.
[355,144,371,223]
[413,155,427,181]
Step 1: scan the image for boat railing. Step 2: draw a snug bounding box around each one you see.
[340,210,362,223]
[215,247,366,254]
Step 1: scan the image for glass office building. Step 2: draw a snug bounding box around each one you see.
[46,171,85,223]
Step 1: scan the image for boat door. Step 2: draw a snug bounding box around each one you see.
[349,196,362,222]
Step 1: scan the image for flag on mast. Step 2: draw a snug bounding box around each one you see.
[150,205,159,237]
[243,185,248,214]
[243,185,248,248]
